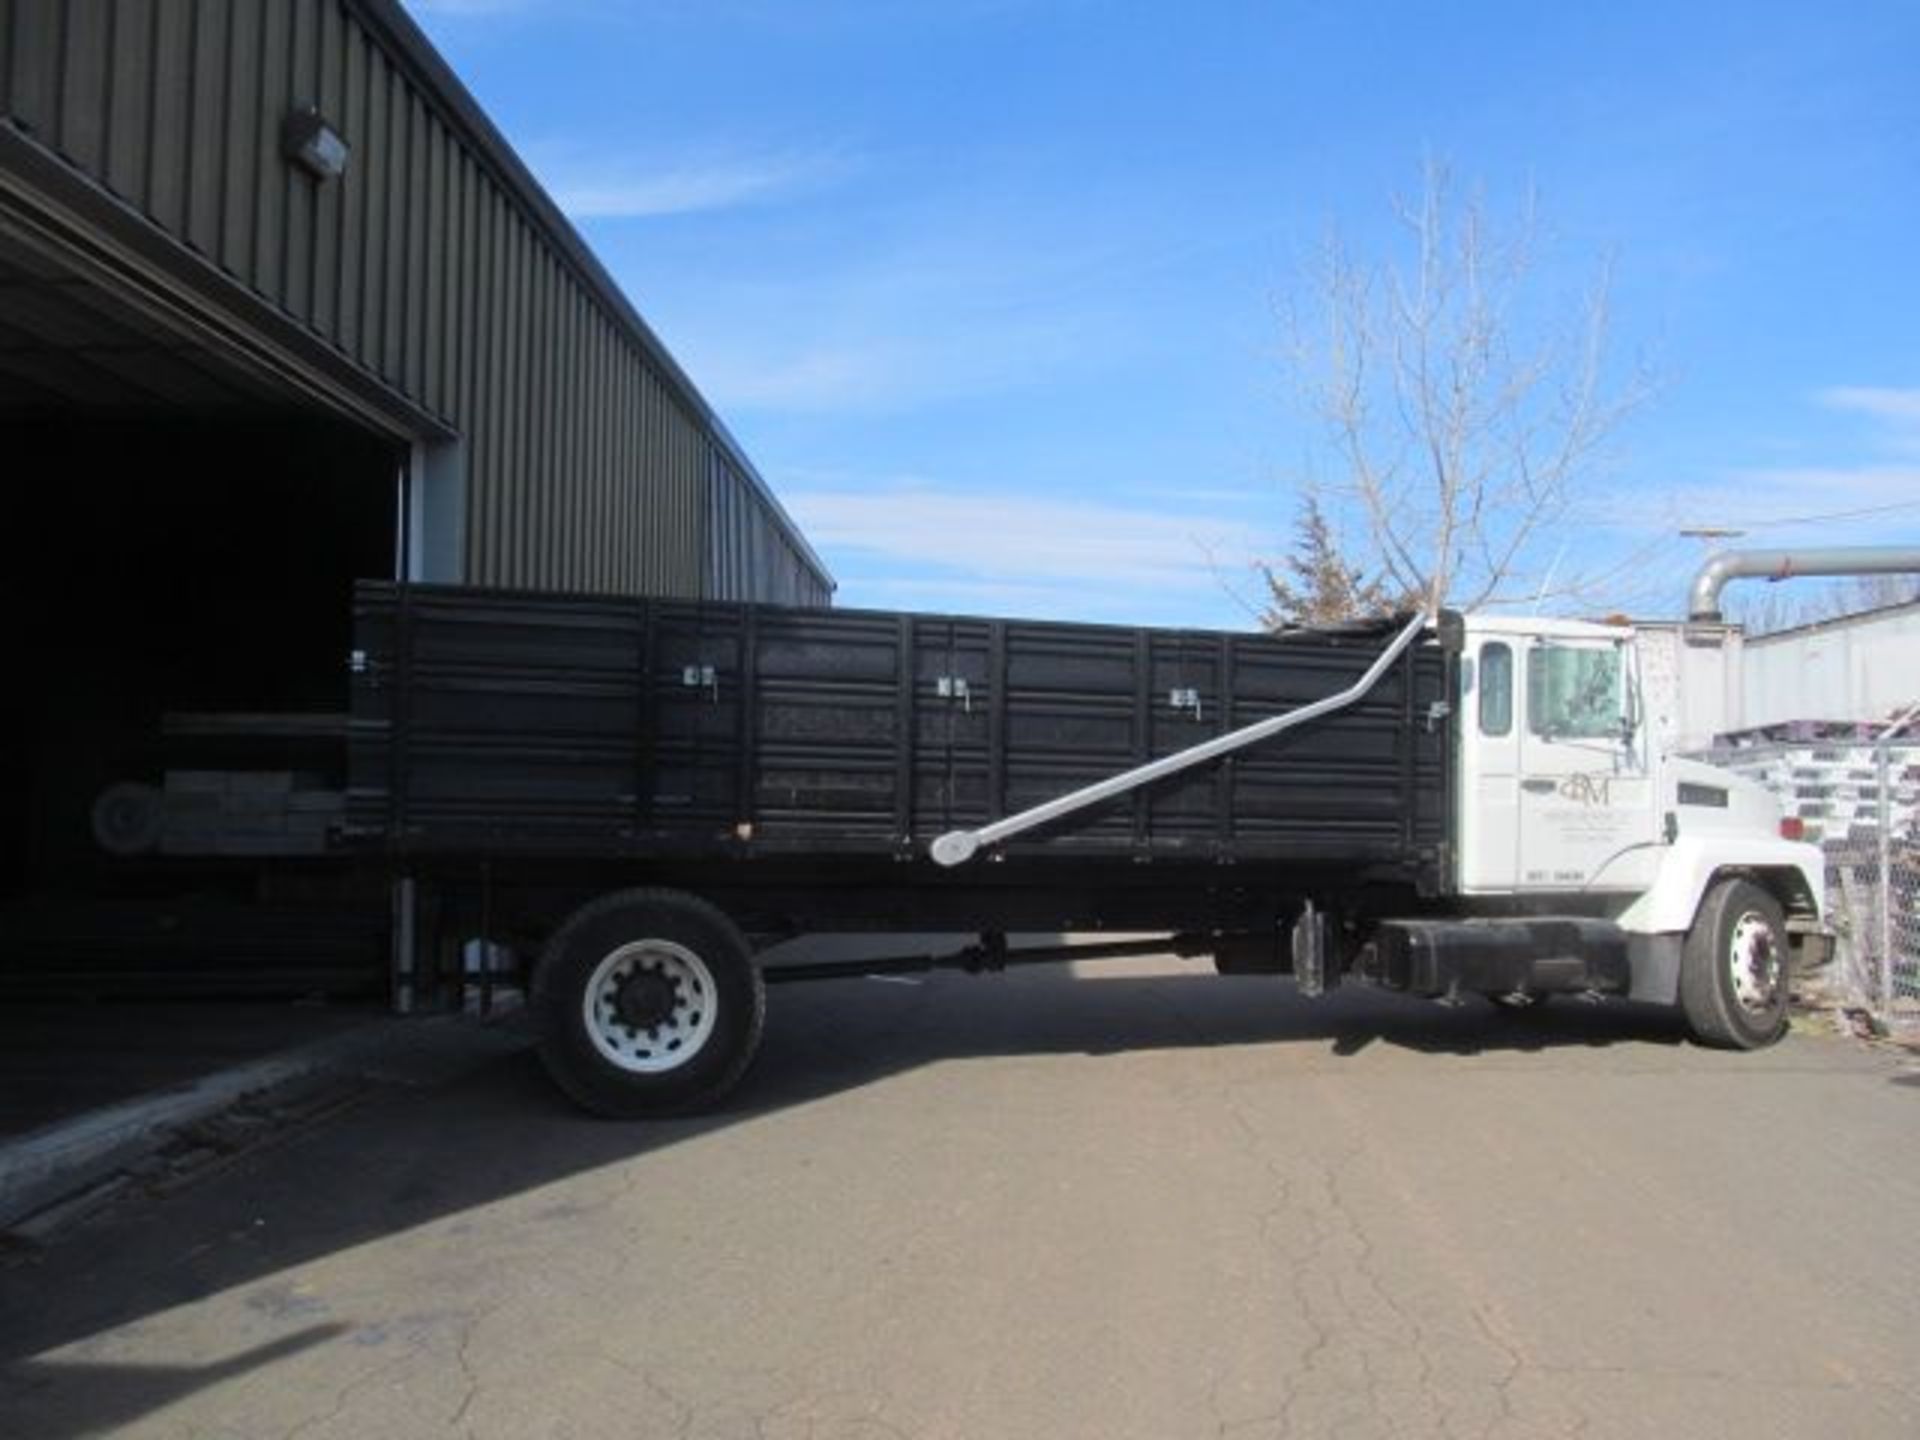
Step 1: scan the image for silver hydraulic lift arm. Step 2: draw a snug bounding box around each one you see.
[929,610,1434,867]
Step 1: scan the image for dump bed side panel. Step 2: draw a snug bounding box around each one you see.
[348,584,1451,878]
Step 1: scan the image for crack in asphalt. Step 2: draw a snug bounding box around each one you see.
[735,1379,916,1440]
[277,1344,424,1440]
[1205,1063,1608,1440]
[446,1310,486,1429]
[16,971,1920,1440]
[585,1345,697,1439]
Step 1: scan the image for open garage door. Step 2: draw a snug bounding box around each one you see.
[0,222,406,997]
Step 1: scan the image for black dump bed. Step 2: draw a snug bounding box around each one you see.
[347,584,1454,885]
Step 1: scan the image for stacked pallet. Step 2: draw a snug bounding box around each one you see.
[1695,734,1920,1013]
[1695,736,1920,844]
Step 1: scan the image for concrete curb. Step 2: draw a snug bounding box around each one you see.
[0,1008,529,1232]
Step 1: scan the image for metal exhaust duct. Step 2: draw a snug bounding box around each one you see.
[1687,546,1920,621]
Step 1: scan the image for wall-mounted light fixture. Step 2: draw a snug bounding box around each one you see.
[283,107,350,181]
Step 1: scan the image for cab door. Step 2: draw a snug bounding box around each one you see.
[1455,634,1520,890]
[1515,639,1659,892]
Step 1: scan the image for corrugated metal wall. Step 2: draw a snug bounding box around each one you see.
[707,451,827,607]
[1742,604,1920,731]
[0,0,830,606]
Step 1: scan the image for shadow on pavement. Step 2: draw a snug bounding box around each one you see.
[0,964,1687,1433]
[0,1326,346,1440]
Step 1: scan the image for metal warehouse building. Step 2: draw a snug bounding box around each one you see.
[0,0,831,988]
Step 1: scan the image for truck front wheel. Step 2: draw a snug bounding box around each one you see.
[534,888,766,1117]
[1680,878,1789,1050]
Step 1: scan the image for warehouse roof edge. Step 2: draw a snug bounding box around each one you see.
[344,0,830,588]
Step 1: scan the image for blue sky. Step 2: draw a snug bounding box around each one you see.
[405,0,1920,628]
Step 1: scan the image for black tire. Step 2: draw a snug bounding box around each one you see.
[1680,877,1790,1050]
[533,888,766,1117]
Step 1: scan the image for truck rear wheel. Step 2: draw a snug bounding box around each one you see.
[534,888,766,1117]
[1680,878,1789,1050]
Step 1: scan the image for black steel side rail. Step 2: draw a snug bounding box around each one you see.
[929,610,1433,866]
[761,934,1195,984]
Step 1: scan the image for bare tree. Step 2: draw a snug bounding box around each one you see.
[1732,573,1920,635]
[1277,159,1649,614]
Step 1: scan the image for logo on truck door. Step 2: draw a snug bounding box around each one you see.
[1558,773,1613,807]
[1524,769,1634,883]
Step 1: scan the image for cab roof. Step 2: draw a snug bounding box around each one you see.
[1461,613,1633,642]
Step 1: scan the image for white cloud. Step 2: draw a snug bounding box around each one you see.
[836,576,1113,615]
[1817,386,1920,427]
[779,482,1269,626]
[655,231,1172,414]
[1567,390,1920,617]
[1644,463,1920,547]
[690,316,1113,414]
[406,0,532,15]
[1594,386,1920,552]
[693,342,918,413]
[603,180,1198,414]
[1815,386,1920,461]
[1122,483,1272,508]
[787,485,1255,590]
[534,147,849,220]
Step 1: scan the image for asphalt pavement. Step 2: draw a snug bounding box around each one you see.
[3,953,1918,1439]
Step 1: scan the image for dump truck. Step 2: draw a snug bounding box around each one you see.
[340,580,1827,1116]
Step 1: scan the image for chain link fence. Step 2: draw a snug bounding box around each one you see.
[1696,734,1920,1036]
[1823,745,1920,1032]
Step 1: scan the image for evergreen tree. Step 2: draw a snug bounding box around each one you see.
[1258,494,1397,628]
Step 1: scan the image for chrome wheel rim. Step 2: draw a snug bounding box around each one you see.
[1727,910,1781,1014]
[582,940,718,1073]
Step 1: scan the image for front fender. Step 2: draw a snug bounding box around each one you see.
[1616,834,1825,935]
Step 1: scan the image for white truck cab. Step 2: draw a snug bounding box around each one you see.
[1450,614,1825,1038]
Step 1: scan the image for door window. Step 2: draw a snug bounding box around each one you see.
[1478,642,1513,736]
[1527,645,1622,739]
